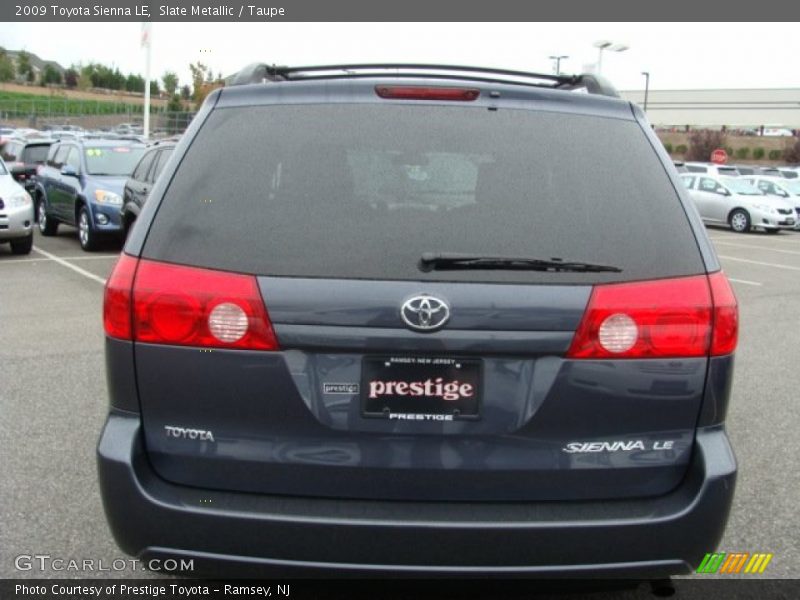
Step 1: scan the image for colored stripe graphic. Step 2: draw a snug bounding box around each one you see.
[745,553,774,574]
[719,553,748,573]
[697,552,773,574]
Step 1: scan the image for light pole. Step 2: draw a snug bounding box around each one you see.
[549,55,569,75]
[593,40,629,74]
[641,71,650,113]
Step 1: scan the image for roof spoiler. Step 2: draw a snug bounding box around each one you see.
[226,63,620,98]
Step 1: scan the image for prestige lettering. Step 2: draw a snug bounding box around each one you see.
[369,377,474,401]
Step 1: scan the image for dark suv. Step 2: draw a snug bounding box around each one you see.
[120,141,176,238]
[35,138,145,250]
[99,64,738,578]
[0,137,54,197]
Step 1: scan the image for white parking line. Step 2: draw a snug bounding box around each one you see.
[31,246,108,284]
[718,255,800,272]
[711,240,800,256]
[710,234,800,245]
[726,277,762,287]
[0,255,118,264]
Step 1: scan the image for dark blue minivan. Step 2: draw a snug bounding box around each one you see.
[36,138,145,250]
[98,65,738,579]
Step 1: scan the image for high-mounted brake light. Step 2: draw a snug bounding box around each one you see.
[567,273,737,359]
[103,257,279,351]
[375,85,480,101]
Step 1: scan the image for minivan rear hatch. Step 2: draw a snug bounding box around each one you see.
[132,84,712,502]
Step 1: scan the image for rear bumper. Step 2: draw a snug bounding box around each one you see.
[97,411,736,577]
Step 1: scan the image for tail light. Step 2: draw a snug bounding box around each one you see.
[103,254,138,340]
[103,256,279,351]
[375,86,480,101]
[708,271,738,355]
[567,273,738,359]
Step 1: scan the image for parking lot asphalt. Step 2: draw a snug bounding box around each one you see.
[1,224,799,591]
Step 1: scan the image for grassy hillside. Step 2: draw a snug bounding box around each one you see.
[0,84,168,118]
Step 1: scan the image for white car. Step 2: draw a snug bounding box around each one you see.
[743,176,800,230]
[680,174,796,234]
[684,162,741,177]
[0,158,34,254]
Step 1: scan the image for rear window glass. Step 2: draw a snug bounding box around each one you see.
[21,144,51,164]
[85,146,145,176]
[1,141,20,161]
[144,104,704,284]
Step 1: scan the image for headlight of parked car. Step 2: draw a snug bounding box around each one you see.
[752,204,776,214]
[7,191,32,208]
[95,190,123,206]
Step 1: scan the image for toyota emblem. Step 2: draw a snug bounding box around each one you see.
[400,295,450,332]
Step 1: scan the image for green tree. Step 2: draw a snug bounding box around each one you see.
[166,94,183,112]
[149,80,160,95]
[42,64,62,85]
[0,50,14,82]
[16,50,33,82]
[162,71,179,96]
[180,84,191,100]
[189,62,210,102]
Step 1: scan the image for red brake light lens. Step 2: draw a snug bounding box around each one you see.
[133,260,278,350]
[102,256,279,351]
[103,254,138,340]
[375,86,480,101]
[567,275,714,359]
[708,271,738,356]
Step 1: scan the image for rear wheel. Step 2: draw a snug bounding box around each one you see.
[38,200,58,236]
[78,207,98,251]
[729,209,751,233]
[10,233,33,255]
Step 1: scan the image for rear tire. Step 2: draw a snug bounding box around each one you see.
[38,200,58,236]
[10,233,33,255]
[729,209,751,233]
[78,206,98,251]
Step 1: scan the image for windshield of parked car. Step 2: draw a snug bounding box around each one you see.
[0,159,7,175]
[782,181,800,195]
[84,146,145,176]
[721,177,762,195]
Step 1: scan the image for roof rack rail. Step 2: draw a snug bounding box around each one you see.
[227,63,620,98]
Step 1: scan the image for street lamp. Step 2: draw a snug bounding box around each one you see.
[641,71,650,113]
[549,55,569,75]
[593,40,629,74]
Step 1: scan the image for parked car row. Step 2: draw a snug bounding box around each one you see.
[680,174,798,233]
[674,160,800,179]
[673,161,800,234]
[0,126,181,252]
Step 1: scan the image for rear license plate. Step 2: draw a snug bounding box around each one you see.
[361,356,481,421]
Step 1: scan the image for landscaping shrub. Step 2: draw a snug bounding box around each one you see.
[687,130,727,161]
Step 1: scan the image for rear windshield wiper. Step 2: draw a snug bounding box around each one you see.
[419,252,622,273]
